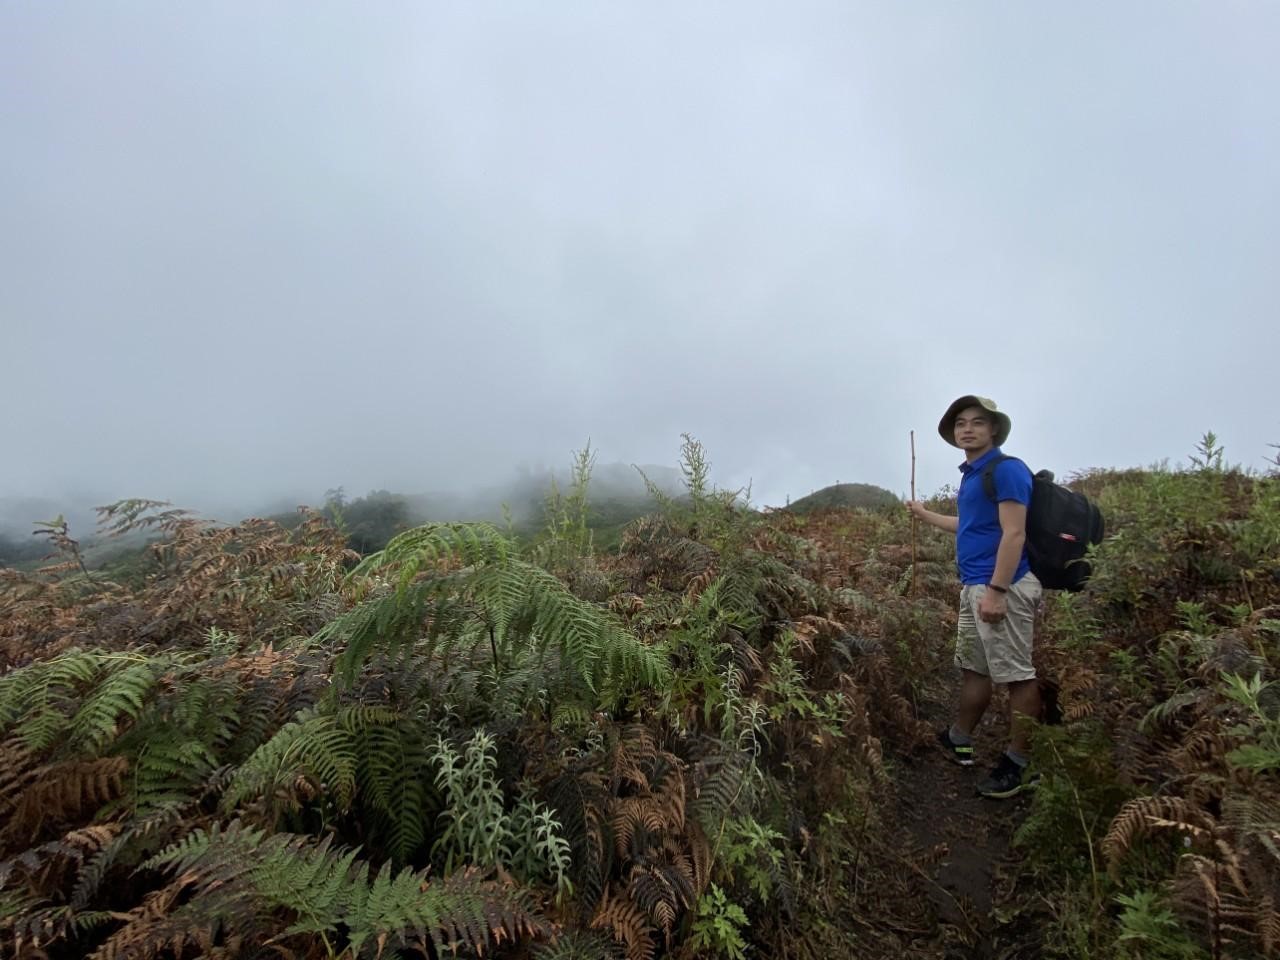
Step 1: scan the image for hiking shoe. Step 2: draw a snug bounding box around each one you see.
[976,755,1040,799]
[936,728,975,766]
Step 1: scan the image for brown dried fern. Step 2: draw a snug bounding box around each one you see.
[591,889,655,960]
[3,757,129,843]
[1103,795,1216,875]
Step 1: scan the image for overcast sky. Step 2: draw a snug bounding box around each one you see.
[3,2,1277,517]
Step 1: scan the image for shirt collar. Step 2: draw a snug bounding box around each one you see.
[958,446,1003,476]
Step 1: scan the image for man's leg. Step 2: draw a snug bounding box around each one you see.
[975,574,1044,798]
[956,669,993,736]
[1006,678,1041,755]
[939,585,991,764]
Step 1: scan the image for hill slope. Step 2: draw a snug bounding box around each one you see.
[785,481,900,514]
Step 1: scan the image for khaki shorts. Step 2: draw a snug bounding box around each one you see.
[955,573,1042,683]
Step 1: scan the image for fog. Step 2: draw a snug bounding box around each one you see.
[3,2,1277,532]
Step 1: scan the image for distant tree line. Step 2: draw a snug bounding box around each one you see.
[323,488,413,555]
[0,531,48,567]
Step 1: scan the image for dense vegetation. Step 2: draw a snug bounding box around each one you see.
[1,434,1276,959]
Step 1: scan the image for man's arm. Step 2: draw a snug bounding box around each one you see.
[906,501,959,534]
[977,500,1028,623]
[990,501,1027,588]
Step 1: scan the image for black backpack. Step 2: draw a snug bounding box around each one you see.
[982,456,1105,592]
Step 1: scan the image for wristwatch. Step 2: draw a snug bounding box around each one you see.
[986,583,1009,594]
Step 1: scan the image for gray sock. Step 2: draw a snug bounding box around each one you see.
[948,724,973,746]
[1006,749,1030,768]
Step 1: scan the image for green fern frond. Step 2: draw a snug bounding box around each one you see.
[354,521,513,585]
[534,929,626,960]
[225,673,294,762]
[691,563,764,634]
[553,701,593,735]
[692,752,752,837]
[318,579,438,684]
[323,523,670,702]
[469,562,528,646]
[16,707,73,756]
[518,559,669,696]
[224,704,404,815]
[0,887,44,925]
[142,820,266,876]
[1,650,105,752]
[165,674,241,750]
[223,708,351,812]
[357,717,435,866]
[128,736,218,815]
[68,661,158,753]
[1140,687,1204,733]
[347,858,547,955]
[259,834,361,938]
[146,821,547,955]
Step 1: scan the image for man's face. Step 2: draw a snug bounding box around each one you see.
[953,406,995,453]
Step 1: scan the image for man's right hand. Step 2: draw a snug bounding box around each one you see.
[905,500,959,534]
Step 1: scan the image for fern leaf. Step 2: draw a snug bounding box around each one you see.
[357,717,434,865]
[223,707,363,812]
[592,889,656,960]
[1104,796,1217,874]
[3,757,128,841]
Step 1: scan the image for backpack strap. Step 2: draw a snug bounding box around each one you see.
[981,455,1022,502]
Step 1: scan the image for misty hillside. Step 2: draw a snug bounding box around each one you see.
[0,497,101,539]
[401,461,686,525]
[313,461,688,555]
[0,461,693,568]
[0,461,905,571]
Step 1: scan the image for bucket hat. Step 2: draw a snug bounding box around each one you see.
[938,395,1012,448]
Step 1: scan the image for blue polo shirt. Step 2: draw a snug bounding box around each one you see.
[956,447,1032,585]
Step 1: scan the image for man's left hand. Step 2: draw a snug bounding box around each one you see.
[979,588,1008,623]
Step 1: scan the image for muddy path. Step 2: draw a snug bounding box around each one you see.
[887,691,1039,960]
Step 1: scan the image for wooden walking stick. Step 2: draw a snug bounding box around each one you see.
[910,430,918,596]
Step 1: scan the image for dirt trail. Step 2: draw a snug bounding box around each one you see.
[794,513,1040,957]
[891,696,1036,959]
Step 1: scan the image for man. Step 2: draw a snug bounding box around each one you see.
[906,395,1043,799]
